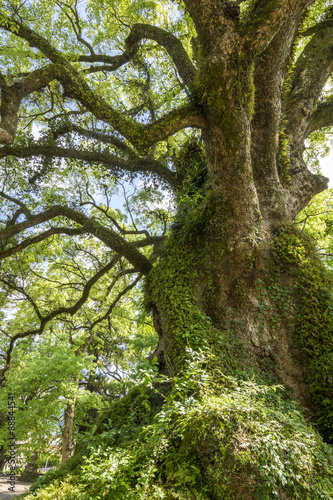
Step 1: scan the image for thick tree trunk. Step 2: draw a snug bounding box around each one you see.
[149,64,328,410]
[151,184,310,402]
[142,12,333,495]
[149,7,329,412]
[146,158,332,496]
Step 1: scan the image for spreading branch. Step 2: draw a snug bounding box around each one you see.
[53,124,134,155]
[0,144,178,188]
[58,0,95,55]
[0,14,204,151]
[0,227,86,261]
[284,25,333,148]
[306,102,333,137]
[77,22,197,86]
[0,200,153,275]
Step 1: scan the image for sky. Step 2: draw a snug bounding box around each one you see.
[320,152,333,188]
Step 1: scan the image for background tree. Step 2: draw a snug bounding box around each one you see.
[0,226,155,466]
[1,0,333,497]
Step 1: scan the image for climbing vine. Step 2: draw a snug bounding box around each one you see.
[273,225,333,442]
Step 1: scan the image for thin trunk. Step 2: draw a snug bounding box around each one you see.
[0,447,6,471]
[61,378,79,464]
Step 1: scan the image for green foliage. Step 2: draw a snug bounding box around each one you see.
[296,189,333,267]
[22,349,333,500]
[170,136,209,243]
[24,479,84,500]
[273,225,333,442]
[26,453,85,499]
[304,128,333,174]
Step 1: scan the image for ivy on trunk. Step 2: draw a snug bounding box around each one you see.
[1,0,333,497]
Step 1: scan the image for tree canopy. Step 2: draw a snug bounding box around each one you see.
[1,0,333,498]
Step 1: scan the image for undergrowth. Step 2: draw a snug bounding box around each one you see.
[19,223,333,499]
[22,348,333,500]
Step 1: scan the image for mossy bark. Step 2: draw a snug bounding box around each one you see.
[9,3,333,499]
[132,9,333,497]
[146,2,330,417]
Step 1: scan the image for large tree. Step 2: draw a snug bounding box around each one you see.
[2,0,333,497]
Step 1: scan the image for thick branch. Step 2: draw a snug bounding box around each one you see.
[286,169,329,219]
[0,15,204,150]
[0,227,85,261]
[246,0,315,55]
[0,202,152,275]
[125,24,196,86]
[251,15,301,220]
[133,235,166,249]
[301,19,333,37]
[0,144,177,188]
[306,102,333,136]
[285,26,333,148]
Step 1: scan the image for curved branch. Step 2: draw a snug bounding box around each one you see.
[0,202,153,275]
[284,26,333,148]
[0,190,31,218]
[306,102,333,136]
[0,144,177,188]
[0,227,85,261]
[0,15,204,151]
[125,24,196,86]
[53,124,134,154]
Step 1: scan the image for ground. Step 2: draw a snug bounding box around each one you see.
[0,478,31,499]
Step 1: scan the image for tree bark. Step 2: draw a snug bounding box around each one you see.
[148,5,329,411]
[1,1,333,496]
[61,381,79,464]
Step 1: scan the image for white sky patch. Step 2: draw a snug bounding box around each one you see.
[320,152,333,188]
[31,123,42,139]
